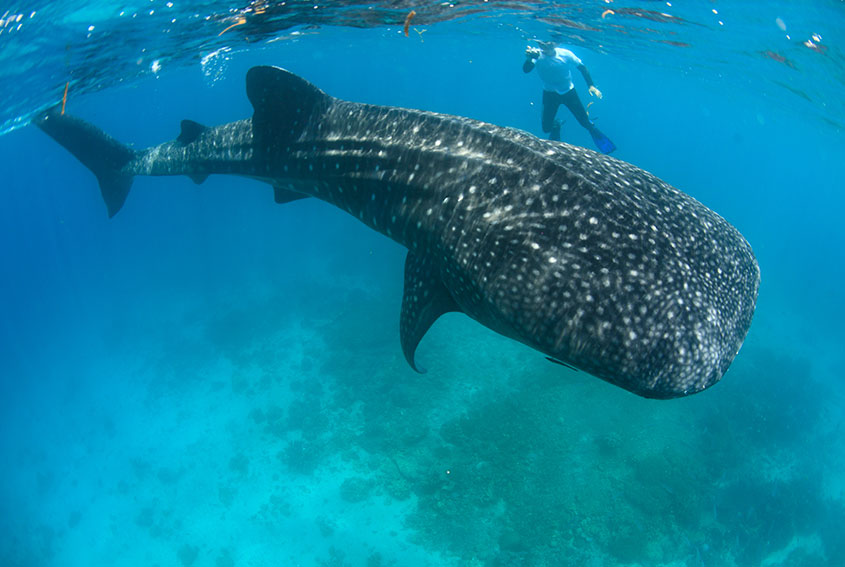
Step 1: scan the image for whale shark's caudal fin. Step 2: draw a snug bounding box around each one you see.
[36,109,137,218]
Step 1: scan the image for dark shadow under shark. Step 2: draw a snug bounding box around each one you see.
[35,66,760,399]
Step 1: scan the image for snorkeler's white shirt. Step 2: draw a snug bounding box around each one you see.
[535,47,582,94]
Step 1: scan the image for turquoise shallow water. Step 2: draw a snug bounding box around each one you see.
[1,2,844,566]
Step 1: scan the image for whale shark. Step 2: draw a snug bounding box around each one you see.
[35,66,759,399]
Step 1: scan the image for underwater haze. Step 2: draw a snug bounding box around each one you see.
[1,1,844,566]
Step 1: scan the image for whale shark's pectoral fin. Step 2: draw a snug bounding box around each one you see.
[272,186,309,204]
[177,119,209,145]
[400,252,460,373]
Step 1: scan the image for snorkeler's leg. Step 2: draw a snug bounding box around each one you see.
[541,90,563,140]
[562,89,616,153]
[561,88,593,130]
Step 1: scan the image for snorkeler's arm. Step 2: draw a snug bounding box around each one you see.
[577,64,594,88]
[578,64,603,98]
[523,47,540,73]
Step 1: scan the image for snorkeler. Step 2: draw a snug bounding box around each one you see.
[523,40,616,154]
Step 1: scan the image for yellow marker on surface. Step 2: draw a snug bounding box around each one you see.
[218,16,246,36]
[403,10,416,37]
[602,9,615,18]
[61,81,69,115]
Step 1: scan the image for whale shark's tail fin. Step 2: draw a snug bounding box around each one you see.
[36,108,137,218]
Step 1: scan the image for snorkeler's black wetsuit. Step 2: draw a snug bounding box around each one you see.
[523,54,596,141]
[540,88,592,140]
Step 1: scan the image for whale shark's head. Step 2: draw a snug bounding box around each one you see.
[502,191,760,399]
[442,152,761,400]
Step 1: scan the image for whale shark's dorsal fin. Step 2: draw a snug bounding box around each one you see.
[177,119,209,145]
[246,66,331,151]
[545,357,579,372]
[273,186,309,204]
[179,119,211,185]
[188,173,209,185]
[179,119,210,184]
[400,252,461,373]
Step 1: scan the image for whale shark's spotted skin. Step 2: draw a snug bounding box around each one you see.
[36,66,760,399]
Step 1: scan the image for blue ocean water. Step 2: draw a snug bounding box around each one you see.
[1,2,843,566]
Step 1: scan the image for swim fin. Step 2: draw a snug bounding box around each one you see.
[590,128,616,154]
